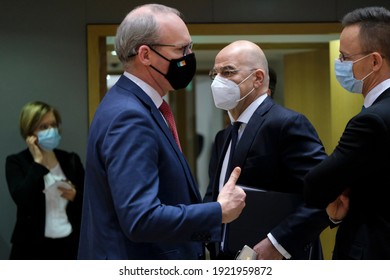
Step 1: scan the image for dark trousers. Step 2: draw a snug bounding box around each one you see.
[10,231,78,260]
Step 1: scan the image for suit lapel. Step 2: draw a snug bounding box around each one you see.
[231,98,274,171]
[117,76,201,201]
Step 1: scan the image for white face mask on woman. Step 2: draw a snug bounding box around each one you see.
[211,72,255,110]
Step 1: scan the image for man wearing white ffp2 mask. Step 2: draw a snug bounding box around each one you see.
[204,40,328,261]
[211,71,256,110]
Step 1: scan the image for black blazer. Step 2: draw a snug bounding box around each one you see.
[204,96,329,259]
[5,149,84,252]
[304,88,390,259]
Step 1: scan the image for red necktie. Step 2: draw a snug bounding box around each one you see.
[159,100,182,151]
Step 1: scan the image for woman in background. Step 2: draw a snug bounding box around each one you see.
[5,101,84,259]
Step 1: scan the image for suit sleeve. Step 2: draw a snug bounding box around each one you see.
[304,112,389,208]
[268,114,329,256]
[101,107,222,242]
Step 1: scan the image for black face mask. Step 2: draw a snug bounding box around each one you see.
[149,47,196,90]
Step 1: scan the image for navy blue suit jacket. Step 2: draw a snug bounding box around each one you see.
[305,88,390,259]
[204,96,329,259]
[78,75,222,260]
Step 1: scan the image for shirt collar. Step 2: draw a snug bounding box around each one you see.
[228,93,268,124]
[364,78,390,108]
[123,72,164,108]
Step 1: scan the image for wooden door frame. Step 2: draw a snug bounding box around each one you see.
[87,22,341,123]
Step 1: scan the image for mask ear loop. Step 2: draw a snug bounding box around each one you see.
[354,53,375,82]
[236,88,255,102]
[361,70,374,82]
[237,70,256,86]
[236,71,257,102]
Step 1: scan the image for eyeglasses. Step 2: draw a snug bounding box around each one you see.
[149,42,193,56]
[37,122,58,131]
[209,66,258,80]
[338,51,371,62]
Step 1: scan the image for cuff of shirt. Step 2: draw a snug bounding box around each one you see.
[267,233,291,259]
[329,216,343,224]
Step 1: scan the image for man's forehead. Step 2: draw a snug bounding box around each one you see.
[214,63,238,70]
[214,55,240,68]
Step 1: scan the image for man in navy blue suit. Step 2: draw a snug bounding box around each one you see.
[204,40,329,260]
[304,6,390,259]
[78,3,246,260]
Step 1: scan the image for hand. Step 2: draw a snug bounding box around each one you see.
[26,135,43,163]
[217,167,246,223]
[253,237,283,260]
[58,181,77,202]
[26,135,58,169]
[326,189,350,222]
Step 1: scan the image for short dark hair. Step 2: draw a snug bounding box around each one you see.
[342,6,390,61]
[268,67,277,98]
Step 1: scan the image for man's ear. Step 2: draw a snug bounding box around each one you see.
[138,45,152,66]
[254,69,265,87]
[372,52,383,70]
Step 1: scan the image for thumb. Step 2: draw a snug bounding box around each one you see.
[225,167,241,189]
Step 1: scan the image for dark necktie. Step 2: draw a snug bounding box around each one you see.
[224,121,242,183]
[221,121,242,254]
[159,100,182,151]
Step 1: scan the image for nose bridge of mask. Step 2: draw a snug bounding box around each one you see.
[214,75,240,88]
[38,127,56,137]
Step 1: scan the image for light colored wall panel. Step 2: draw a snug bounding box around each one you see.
[284,48,335,259]
[284,49,331,152]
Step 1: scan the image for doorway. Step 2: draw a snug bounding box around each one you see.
[87,23,341,259]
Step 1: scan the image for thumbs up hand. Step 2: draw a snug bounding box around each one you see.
[217,167,246,223]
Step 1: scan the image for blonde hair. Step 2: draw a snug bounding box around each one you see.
[19,101,62,139]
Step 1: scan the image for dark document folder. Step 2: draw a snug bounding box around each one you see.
[226,186,303,254]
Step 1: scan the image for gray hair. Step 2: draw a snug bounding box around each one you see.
[342,6,390,60]
[115,4,182,63]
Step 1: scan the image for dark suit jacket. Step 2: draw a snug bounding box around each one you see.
[204,96,329,259]
[5,148,84,258]
[78,75,223,260]
[304,88,390,259]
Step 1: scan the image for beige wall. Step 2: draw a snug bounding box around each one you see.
[284,48,335,259]
[284,48,331,152]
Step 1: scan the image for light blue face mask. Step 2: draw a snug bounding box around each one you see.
[334,54,373,94]
[37,127,61,151]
